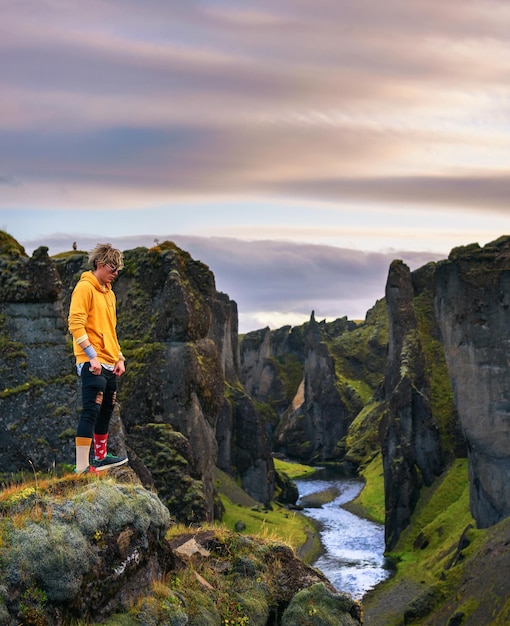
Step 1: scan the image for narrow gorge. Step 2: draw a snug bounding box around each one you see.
[0,231,509,625]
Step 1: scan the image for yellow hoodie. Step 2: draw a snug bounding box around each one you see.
[68,271,121,366]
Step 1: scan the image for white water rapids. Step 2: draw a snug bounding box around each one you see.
[294,472,391,600]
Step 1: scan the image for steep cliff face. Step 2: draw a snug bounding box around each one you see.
[241,309,388,467]
[209,291,240,385]
[0,235,274,523]
[381,260,456,549]
[208,293,275,503]
[0,241,79,472]
[240,325,306,429]
[106,242,274,518]
[434,236,510,528]
[275,313,356,462]
[218,386,275,504]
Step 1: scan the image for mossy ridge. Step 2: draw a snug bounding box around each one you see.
[325,299,388,398]
[115,242,215,342]
[242,307,387,472]
[151,241,215,321]
[273,457,317,480]
[448,237,510,288]
[0,231,32,301]
[0,473,170,531]
[0,231,27,257]
[0,473,173,621]
[51,250,88,260]
[344,401,386,470]
[412,290,457,456]
[160,526,333,626]
[320,302,388,467]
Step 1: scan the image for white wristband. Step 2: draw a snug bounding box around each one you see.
[84,345,97,359]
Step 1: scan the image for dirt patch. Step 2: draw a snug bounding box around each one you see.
[295,514,323,564]
[362,578,424,625]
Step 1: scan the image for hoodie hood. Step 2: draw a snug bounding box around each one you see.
[79,270,112,293]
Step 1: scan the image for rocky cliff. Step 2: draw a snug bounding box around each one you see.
[434,236,510,529]
[274,313,358,462]
[241,307,388,467]
[0,235,79,473]
[0,470,362,626]
[380,260,454,548]
[0,234,274,522]
[378,236,510,550]
[379,236,510,548]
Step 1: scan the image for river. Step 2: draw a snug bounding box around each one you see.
[294,470,391,600]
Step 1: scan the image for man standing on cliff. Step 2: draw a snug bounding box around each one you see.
[68,243,128,474]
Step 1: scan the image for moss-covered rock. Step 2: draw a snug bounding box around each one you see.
[0,473,173,623]
[128,423,208,524]
[281,582,362,625]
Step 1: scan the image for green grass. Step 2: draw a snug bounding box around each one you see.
[386,459,474,589]
[214,463,321,562]
[345,452,385,524]
[217,492,313,555]
[273,457,317,480]
[362,459,478,625]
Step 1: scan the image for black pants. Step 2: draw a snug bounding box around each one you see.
[77,365,117,439]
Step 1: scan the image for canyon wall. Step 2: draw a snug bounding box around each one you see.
[435,236,510,528]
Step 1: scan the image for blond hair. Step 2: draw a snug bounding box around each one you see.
[89,243,123,270]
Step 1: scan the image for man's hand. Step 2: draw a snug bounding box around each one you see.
[89,356,102,375]
[114,359,125,376]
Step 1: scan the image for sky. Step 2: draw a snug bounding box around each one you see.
[1,1,509,332]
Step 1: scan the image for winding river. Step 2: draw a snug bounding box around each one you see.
[294,470,391,600]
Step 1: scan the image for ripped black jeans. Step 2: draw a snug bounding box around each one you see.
[76,365,117,439]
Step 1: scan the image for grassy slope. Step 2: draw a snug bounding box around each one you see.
[214,461,322,564]
[362,459,510,625]
[343,452,385,525]
[0,469,332,625]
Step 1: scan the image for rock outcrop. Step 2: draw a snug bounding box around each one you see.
[0,238,79,473]
[240,306,388,468]
[240,325,306,408]
[0,470,173,624]
[0,235,274,523]
[434,236,510,528]
[258,310,387,471]
[217,385,275,504]
[275,313,357,462]
[381,260,456,549]
[0,473,363,625]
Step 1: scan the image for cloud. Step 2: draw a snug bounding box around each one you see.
[1,0,509,217]
[20,232,446,332]
[2,0,509,321]
[268,175,510,212]
[168,237,444,320]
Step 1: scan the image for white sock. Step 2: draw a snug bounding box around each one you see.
[75,437,92,473]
